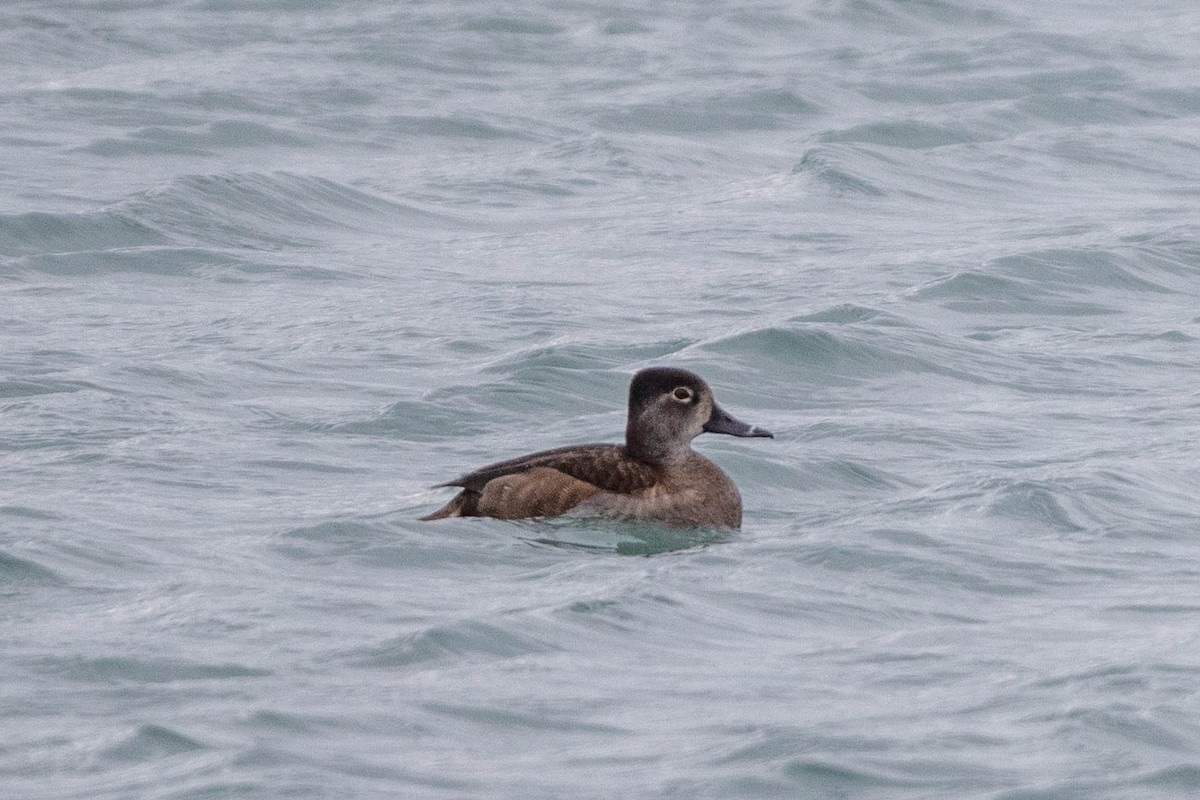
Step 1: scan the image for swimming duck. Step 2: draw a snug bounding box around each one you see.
[420,367,772,528]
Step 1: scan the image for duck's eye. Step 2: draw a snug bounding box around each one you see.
[672,386,693,402]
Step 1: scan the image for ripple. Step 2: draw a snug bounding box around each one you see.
[909,269,1115,316]
[100,724,209,762]
[596,87,816,134]
[0,209,165,258]
[342,621,557,669]
[791,150,886,196]
[420,699,624,734]
[700,325,961,386]
[0,378,98,399]
[3,172,468,263]
[0,549,63,588]
[41,655,270,684]
[819,119,982,150]
[985,481,1085,533]
[82,118,314,157]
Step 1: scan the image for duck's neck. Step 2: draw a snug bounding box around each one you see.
[625,424,693,465]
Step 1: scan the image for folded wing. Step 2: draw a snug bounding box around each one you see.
[423,444,660,520]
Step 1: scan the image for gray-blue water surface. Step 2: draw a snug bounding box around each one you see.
[4,1,1200,797]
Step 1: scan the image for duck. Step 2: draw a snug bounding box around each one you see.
[420,367,772,529]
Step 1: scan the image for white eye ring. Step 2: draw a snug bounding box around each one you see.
[672,386,693,402]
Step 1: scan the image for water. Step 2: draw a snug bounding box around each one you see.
[4,1,1200,797]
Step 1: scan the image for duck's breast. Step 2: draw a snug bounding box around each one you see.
[582,454,742,528]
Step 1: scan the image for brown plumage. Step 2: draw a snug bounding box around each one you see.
[421,367,773,529]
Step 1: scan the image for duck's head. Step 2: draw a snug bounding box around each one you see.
[625,367,773,464]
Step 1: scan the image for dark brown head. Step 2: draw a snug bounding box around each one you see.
[624,367,772,464]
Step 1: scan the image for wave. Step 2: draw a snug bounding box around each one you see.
[2,172,468,277]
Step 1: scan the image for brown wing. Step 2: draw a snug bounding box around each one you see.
[438,444,660,495]
[421,444,661,521]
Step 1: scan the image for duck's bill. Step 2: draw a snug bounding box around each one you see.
[703,403,774,439]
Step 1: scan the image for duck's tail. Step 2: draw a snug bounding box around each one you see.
[419,489,479,521]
